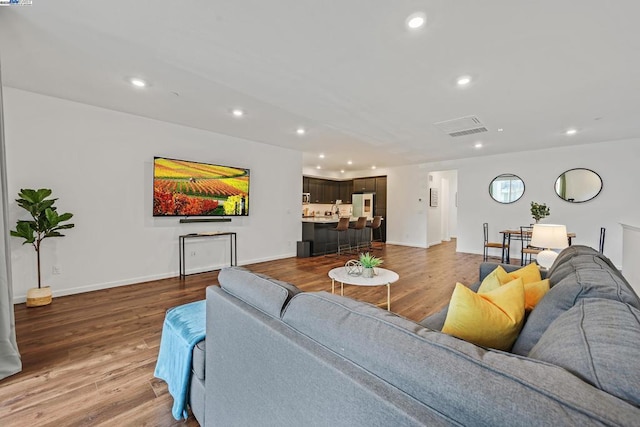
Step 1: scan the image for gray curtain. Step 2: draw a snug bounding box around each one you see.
[0,63,22,380]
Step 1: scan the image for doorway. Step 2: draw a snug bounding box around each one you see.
[427,170,458,247]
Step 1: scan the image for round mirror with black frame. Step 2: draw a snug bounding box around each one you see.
[489,173,525,204]
[554,168,602,203]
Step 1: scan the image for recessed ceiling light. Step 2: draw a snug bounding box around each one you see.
[296,127,306,135]
[566,128,577,135]
[347,160,353,165]
[371,166,377,170]
[406,12,426,29]
[456,76,472,86]
[232,109,244,117]
[497,128,504,132]
[316,165,321,170]
[474,142,483,149]
[319,154,325,159]
[340,169,345,173]
[130,78,147,88]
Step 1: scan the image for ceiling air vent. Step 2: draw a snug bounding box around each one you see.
[433,115,488,137]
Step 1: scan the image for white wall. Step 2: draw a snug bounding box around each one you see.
[385,165,429,248]
[384,139,640,267]
[4,88,302,302]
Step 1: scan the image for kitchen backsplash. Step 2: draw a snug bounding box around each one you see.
[303,203,353,217]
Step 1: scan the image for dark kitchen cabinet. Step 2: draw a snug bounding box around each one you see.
[305,177,340,203]
[324,181,339,204]
[374,177,387,211]
[302,177,384,223]
[339,180,353,203]
[353,177,376,193]
[308,178,323,203]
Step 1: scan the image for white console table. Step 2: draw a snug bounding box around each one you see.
[621,223,640,295]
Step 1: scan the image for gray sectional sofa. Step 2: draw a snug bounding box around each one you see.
[189,245,640,426]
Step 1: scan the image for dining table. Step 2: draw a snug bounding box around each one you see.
[500,229,576,264]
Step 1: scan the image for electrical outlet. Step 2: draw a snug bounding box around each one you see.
[190,251,197,257]
[52,265,61,275]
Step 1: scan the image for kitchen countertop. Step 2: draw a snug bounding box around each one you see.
[302,216,361,224]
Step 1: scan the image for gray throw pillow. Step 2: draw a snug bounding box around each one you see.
[512,267,640,356]
[218,267,300,318]
[528,298,640,407]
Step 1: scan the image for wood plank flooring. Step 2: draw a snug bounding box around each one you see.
[0,240,485,426]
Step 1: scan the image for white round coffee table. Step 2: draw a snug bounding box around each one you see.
[328,267,400,311]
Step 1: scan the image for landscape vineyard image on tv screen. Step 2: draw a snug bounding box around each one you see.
[153,157,250,216]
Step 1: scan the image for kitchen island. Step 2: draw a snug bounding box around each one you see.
[302,216,365,256]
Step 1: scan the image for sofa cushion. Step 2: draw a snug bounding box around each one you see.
[218,267,300,318]
[547,245,599,273]
[547,245,621,281]
[281,291,640,426]
[441,279,525,351]
[512,268,640,356]
[528,298,640,407]
[192,339,206,381]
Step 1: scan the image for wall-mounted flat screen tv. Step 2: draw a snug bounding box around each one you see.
[153,157,250,216]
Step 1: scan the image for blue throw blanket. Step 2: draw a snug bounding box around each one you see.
[154,300,206,420]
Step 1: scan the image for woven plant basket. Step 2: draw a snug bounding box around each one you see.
[26,286,52,307]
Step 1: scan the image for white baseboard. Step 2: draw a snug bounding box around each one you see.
[13,251,297,304]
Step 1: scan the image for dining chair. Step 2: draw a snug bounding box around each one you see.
[483,223,508,263]
[520,225,542,266]
[599,227,606,253]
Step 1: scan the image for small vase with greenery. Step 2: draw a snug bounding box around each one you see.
[359,252,383,278]
[530,202,550,223]
[10,189,75,307]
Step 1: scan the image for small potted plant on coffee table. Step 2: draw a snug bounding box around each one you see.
[359,252,383,278]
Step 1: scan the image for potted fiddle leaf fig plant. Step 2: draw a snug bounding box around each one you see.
[10,188,75,307]
[359,252,383,278]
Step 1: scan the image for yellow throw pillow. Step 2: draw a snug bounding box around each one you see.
[508,263,542,284]
[442,278,525,351]
[477,266,511,293]
[524,279,550,312]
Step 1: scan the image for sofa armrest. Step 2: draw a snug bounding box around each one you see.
[418,306,448,331]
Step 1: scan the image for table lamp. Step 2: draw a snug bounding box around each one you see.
[530,224,569,269]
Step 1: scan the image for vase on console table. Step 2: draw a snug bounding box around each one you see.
[362,267,374,278]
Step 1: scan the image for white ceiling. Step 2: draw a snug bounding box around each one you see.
[1,1,639,173]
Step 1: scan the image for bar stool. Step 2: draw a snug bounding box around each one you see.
[349,217,368,251]
[325,217,352,256]
[366,216,384,249]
